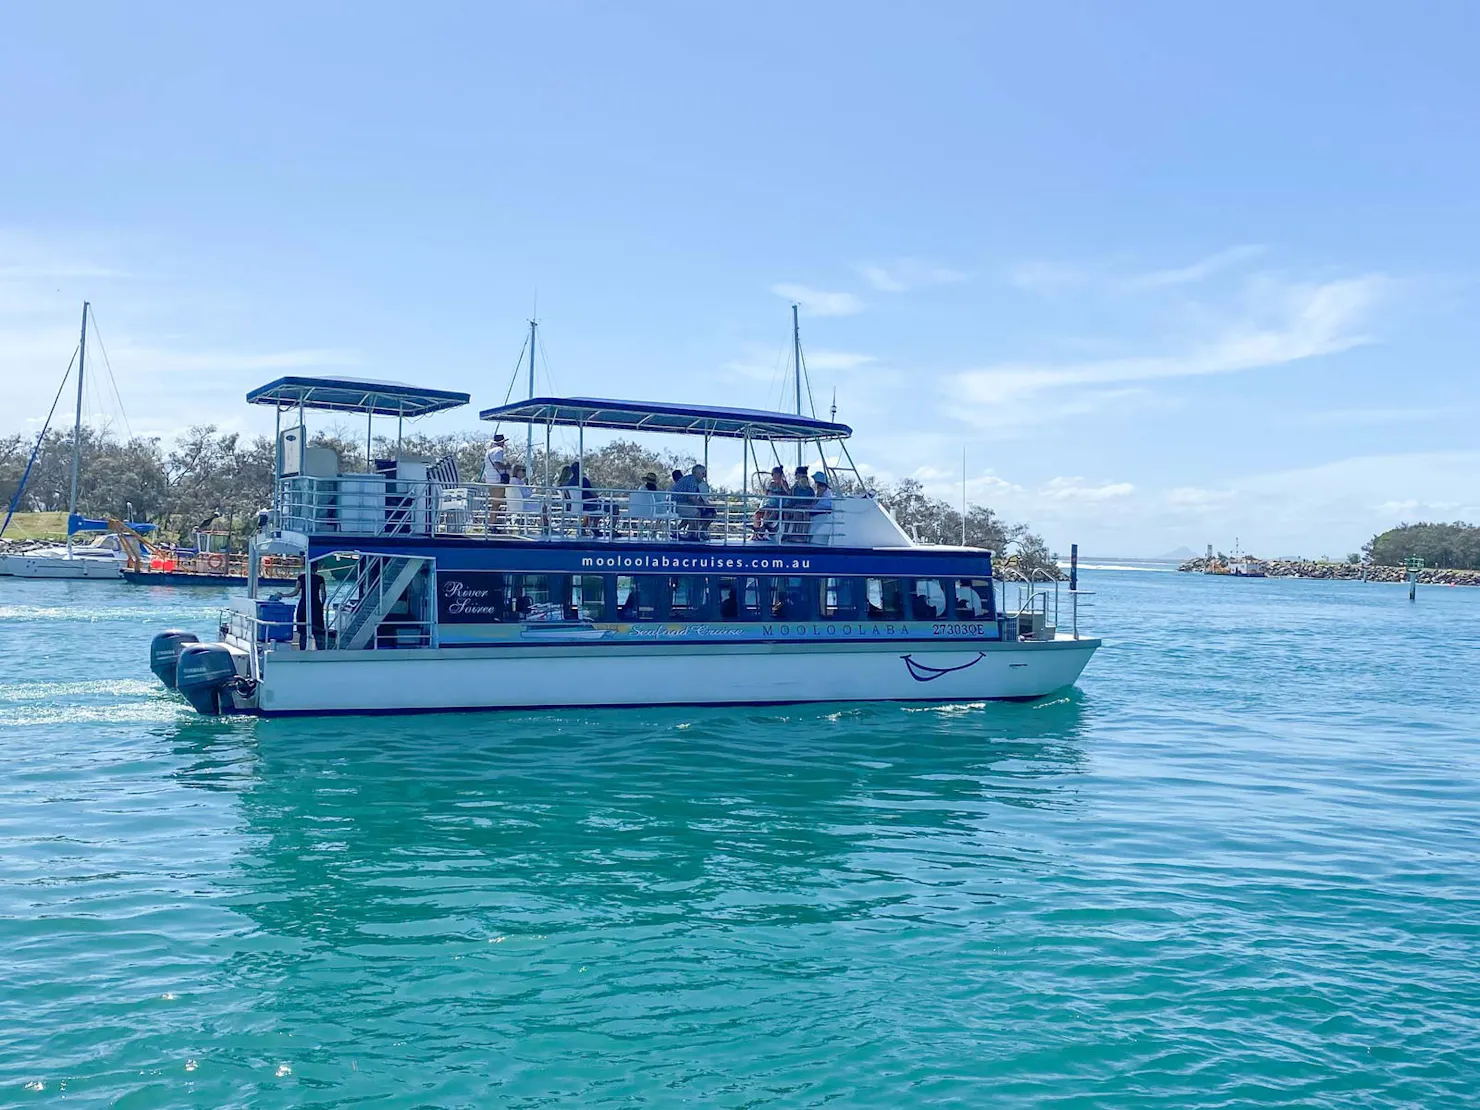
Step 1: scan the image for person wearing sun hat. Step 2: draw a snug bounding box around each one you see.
[629,470,663,537]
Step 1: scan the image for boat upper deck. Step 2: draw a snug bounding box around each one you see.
[273,474,914,551]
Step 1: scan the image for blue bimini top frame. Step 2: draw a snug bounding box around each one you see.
[247,376,471,417]
[479,397,852,442]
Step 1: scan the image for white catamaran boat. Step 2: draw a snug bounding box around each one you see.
[0,301,157,579]
[147,370,1101,716]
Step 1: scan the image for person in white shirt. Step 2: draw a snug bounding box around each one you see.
[480,434,507,484]
[509,463,538,518]
[482,434,509,532]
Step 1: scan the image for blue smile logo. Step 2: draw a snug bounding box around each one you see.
[901,653,985,682]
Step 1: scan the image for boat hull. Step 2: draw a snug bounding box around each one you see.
[0,553,124,579]
[122,570,250,587]
[239,636,1100,716]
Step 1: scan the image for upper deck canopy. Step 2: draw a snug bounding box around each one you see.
[478,397,852,442]
[247,376,471,417]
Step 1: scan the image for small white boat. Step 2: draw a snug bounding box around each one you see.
[0,533,130,579]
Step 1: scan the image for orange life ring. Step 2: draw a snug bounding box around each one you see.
[205,553,227,572]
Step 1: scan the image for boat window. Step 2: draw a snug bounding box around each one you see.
[909,579,947,620]
[507,573,562,622]
[955,578,994,620]
[569,574,606,622]
[865,578,906,620]
[715,576,762,621]
[668,576,711,621]
[616,574,665,621]
[820,577,861,619]
[767,576,811,621]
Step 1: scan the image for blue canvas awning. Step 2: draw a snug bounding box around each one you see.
[68,514,156,535]
[247,376,471,417]
[479,397,852,442]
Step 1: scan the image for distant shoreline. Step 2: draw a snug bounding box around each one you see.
[1177,557,1480,586]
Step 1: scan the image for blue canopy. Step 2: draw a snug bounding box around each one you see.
[68,514,156,535]
[247,376,471,417]
[479,397,853,442]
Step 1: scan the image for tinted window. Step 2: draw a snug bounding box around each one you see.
[820,577,862,619]
[955,578,994,619]
[865,578,906,620]
[909,579,946,620]
[616,574,666,621]
[768,576,811,621]
[716,576,762,621]
[669,576,711,621]
[570,574,606,622]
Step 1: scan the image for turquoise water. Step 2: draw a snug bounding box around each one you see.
[1,571,1477,1107]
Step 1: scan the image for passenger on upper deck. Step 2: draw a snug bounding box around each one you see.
[628,472,668,538]
[480,433,507,484]
[784,467,814,542]
[671,464,715,540]
[752,466,790,540]
[563,462,599,537]
[481,434,510,533]
[810,471,834,541]
[509,464,538,518]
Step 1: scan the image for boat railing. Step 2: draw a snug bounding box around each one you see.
[998,566,1061,639]
[273,475,846,547]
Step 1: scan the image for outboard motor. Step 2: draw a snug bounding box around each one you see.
[176,644,240,715]
[149,630,199,689]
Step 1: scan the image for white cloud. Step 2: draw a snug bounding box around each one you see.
[806,349,877,371]
[770,284,866,317]
[859,259,967,293]
[951,274,1388,421]
[1009,245,1265,295]
[1296,406,1450,427]
[1040,477,1136,502]
[1123,245,1266,290]
[1007,261,1087,292]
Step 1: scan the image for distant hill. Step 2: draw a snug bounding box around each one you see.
[1158,546,1199,561]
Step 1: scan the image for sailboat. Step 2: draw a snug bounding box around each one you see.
[0,302,156,579]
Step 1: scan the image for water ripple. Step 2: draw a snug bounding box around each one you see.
[0,574,1477,1107]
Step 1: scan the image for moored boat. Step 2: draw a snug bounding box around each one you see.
[148,376,1100,716]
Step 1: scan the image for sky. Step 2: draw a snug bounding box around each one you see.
[3,1,1479,557]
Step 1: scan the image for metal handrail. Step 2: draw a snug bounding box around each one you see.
[272,475,845,546]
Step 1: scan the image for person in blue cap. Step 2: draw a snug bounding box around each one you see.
[810,470,834,541]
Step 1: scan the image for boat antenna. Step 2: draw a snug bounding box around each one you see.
[526,313,537,471]
[792,303,803,469]
[830,388,837,423]
[961,445,967,546]
[67,302,88,558]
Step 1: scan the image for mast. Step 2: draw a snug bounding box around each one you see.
[526,318,537,472]
[66,302,88,557]
[792,303,802,469]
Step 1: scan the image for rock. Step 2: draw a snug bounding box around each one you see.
[1176,555,1480,586]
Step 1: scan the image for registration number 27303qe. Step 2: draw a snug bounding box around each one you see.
[932,622,988,636]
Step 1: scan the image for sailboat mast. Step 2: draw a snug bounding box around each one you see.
[66,301,88,556]
[526,318,537,472]
[792,303,802,469]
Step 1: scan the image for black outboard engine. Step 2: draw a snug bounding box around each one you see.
[176,644,240,715]
[149,630,200,689]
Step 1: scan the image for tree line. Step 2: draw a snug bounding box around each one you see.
[1365,522,1480,571]
[0,424,1058,572]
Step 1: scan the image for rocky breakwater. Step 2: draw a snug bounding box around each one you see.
[1177,556,1480,586]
